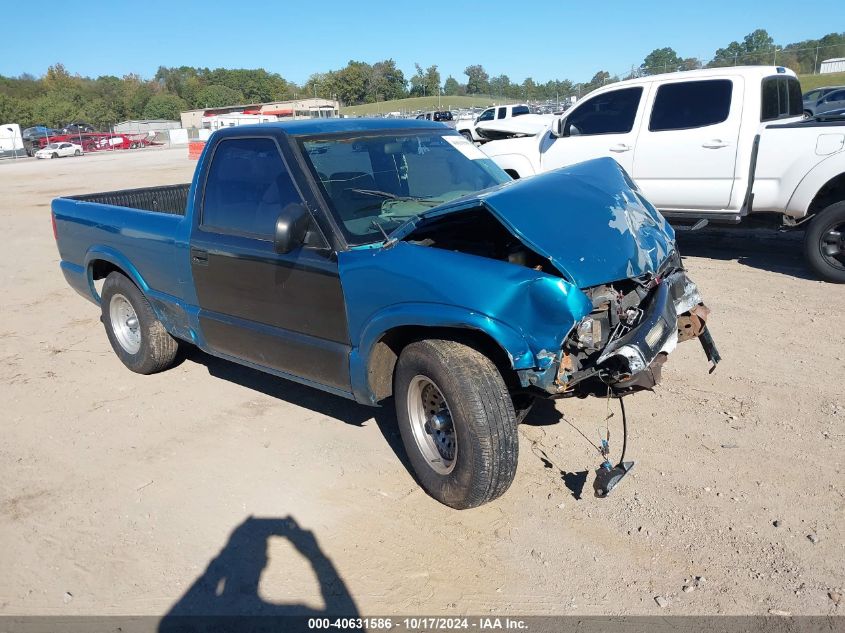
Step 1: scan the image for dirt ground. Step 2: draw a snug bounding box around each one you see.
[1,147,843,618]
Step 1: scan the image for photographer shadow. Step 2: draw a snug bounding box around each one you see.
[159,516,358,632]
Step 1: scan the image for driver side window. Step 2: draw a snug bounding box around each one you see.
[477,109,494,122]
[565,87,643,136]
[202,137,303,239]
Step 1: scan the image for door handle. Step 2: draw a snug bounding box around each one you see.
[702,140,729,149]
[609,143,632,153]
[191,248,208,267]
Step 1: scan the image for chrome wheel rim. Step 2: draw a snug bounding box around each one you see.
[109,293,141,354]
[407,375,457,475]
[821,222,845,270]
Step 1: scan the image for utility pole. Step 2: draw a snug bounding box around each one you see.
[814,46,820,74]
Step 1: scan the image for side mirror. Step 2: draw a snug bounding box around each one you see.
[549,117,566,138]
[274,203,310,254]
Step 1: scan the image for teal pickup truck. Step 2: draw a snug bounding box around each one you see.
[52,119,718,508]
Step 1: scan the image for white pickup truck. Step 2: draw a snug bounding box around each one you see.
[481,66,845,282]
[456,103,532,142]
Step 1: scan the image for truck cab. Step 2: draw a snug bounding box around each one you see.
[456,103,531,142]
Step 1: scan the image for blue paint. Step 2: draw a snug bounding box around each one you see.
[390,157,675,289]
[53,120,678,407]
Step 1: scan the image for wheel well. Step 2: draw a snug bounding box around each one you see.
[90,259,124,281]
[504,169,520,180]
[89,259,131,301]
[367,326,519,402]
[808,173,845,216]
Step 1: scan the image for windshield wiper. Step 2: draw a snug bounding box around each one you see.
[350,188,443,206]
[370,219,398,249]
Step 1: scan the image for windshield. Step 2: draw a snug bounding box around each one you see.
[45,143,59,149]
[300,130,510,245]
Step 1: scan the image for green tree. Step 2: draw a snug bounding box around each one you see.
[78,98,119,128]
[443,76,461,96]
[488,74,511,97]
[0,94,33,127]
[368,59,406,101]
[464,65,489,95]
[31,93,79,128]
[195,84,244,107]
[641,47,683,75]
[521,77,536,100]
[334,61,371,104]
[583,70,611,94]
[711,28,776,66]
[142,94,187,120]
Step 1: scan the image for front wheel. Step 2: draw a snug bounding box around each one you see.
[51,153,58,159]
[74,149,81,156]
[803,201,845,283]
[394,339,518,509]
[100,272,180,373]
[460,130,474,142]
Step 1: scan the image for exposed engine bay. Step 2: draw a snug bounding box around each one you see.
[403,208,720,398]
[556,255,720,397]
[405,208,562,275]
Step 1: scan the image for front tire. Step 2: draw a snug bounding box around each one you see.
[460,130,474,142]
[51,153,58,159]
[74,149,81,156]
[803,201,845,283]
[100,272,179,373]
[394,339,518,509]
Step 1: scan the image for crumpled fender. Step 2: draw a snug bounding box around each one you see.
[339,241,593,404]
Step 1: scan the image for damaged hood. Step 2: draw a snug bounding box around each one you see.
[400,157,676,288]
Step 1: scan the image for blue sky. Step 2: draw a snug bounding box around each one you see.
[1,0,843,85]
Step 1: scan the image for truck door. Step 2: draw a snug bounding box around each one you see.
[540,86,646,174]
[632,77,742,211]
[189,135,351,392]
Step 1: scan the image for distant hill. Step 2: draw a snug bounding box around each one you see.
[798,71,845,91]
[341,95,518,117]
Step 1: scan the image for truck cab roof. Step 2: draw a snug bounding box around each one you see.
[218,118,448,138]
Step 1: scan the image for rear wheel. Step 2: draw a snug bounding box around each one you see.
[74,149,81,156]
[804,201,845,283]
[394,339,518,509]
[100,272,180,373]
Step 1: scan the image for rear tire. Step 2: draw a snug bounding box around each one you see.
[100,272,180,374]
[803,201,845,283]
[394,339,518,509]
[74,149,81,156]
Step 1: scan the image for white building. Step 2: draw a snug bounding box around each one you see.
[200,112,279,131]
[820,58,845,74]
[113,119,181,134]
[181,97,340,129]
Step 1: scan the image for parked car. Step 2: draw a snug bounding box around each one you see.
[52,119,718,508]
[456,104,531,142]
[35,142,83,159]
[62,122,95,134]
[22,126,63,156]
[803,86,845,115]
[804,87,845,116]
[481,66,845,283]
[414,110,453,122]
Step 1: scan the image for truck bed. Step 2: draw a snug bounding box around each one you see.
[68,184,189,215]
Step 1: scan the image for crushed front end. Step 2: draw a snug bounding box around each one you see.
[518,251,720,397]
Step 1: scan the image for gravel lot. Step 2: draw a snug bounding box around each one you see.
[1,148,843,617]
